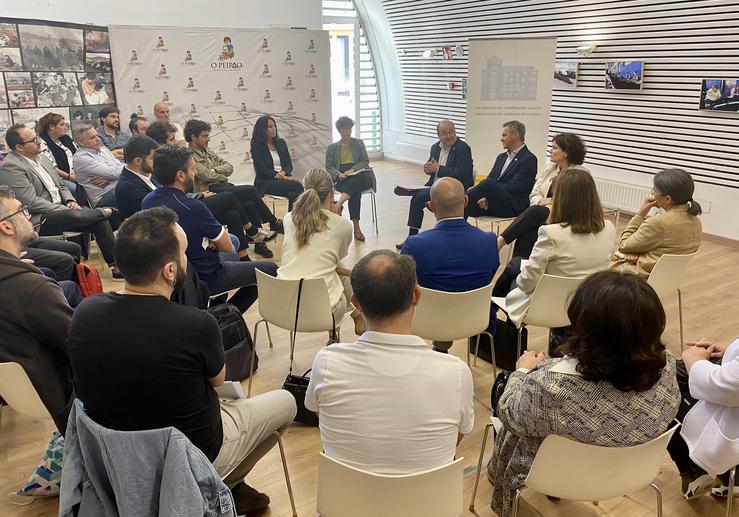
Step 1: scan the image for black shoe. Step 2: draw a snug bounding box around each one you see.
[395,240,405,250]
[231,482,270,515]
[254,242,273,258]
[270,219,284,234]
[111,267,124,282]
[432,346,449,353]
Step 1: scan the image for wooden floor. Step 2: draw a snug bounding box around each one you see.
[2,158,738,516]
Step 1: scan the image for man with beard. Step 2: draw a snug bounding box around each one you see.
[0,185,75,435]
[141,145,278,312]
[67,206,296,515]
[97,106,130,159]
[152,102,185,145]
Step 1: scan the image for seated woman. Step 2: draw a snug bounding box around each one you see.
[250,115,304,210]
[326,116,375,242]
[497,132,587,259]
[277,169,365,336]
[493,168,615,326]
[489,271,680,516]
[610,168,702,278]
[37,112,78,193]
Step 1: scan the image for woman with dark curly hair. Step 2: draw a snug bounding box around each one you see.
[488,270,680,516]
[498,132,588,259]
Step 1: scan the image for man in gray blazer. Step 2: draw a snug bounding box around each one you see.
[0,124,118,275]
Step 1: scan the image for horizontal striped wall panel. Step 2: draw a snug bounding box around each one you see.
[381,0,739,188]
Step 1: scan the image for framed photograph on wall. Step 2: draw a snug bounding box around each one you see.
[699,78,739,112]
[605,61,644,90]
[554,61,578,89]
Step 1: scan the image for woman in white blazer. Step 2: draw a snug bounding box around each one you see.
[497,133,588,260]
[493,168,615,327]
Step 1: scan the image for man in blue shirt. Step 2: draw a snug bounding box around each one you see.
[401,177,499,352]
[142,145,277,312]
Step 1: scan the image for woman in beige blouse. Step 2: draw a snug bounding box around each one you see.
[611,168,702,278]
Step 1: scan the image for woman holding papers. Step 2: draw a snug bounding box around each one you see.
[325,116,375,241]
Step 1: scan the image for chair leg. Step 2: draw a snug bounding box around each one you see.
[469,421,494,512]
[678,288,685,353]
[467,335,473,366]
[274,431,298,517]
[266,321,274,348]
[650,482,663,517]
[511,488,523,517]
[482,331,497,380]
[726,466,736,517]
[247,319,266,398]
[516,326,523,360]
[371,192,378,234]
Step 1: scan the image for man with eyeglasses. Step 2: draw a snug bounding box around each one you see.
[0,184,75,436]
[393,119,473,249]
[0,124,121,279]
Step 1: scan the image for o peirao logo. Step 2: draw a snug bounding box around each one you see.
[258,38,270,53]
[155,63,171,80]
[153,35,168,52]
[130,77,144,93]
[182,50,196,65]
[128,49,142,66]
[183,77,198,92]
[211,36,243,71]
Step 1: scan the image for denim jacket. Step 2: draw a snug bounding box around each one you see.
[60,399,235,517]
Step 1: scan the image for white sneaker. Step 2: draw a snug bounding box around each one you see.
[683,474,717,499]
[250,228,277,243]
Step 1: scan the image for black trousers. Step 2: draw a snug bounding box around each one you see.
[39,208,116,266]
[203,192,249,252]
[501,205,550,259]
[25,237,81,281]
[260,179,304,210]
[209,183,277,226]
[394,187,431,229]
[465,179,519,218]
[492,256,522,298]
[335,173,373,220]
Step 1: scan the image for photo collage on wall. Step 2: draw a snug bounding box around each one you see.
[0,19,116,152]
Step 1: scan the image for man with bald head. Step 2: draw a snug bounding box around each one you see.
[305,249,474,474]
[152,102,185,145]
[394,119,473,249]
[401,177,499,352]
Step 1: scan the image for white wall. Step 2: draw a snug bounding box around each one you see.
[1,0,322,29]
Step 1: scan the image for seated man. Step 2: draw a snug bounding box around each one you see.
[0,185,74,435]
[97,106,129,159]
[67,207,297,514]
[128,115,149,136]
[465,120,537,220]
[146,120,178,146]
[153,102,185,144]
[24,236,81,281]
[394,119,473,249]
[73,124,123,208]
[142,145,278,312]
[401,177,500,352]
[0,124,120,278]
[305,250,474,474]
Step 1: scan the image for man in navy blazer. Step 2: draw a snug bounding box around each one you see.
[401,177,499,352]
[465,120,537,219]
[394,120,473,249]
[115,135,161,220]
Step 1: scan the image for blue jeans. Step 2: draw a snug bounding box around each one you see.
[205,260,278,313]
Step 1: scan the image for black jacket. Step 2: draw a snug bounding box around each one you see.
[426,138,474,189]
[39,132,77,174]
[115,167,156,221]
[0,249,74,435]
[250,138,293,193]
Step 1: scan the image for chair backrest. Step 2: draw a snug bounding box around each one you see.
[411,283,494,341]
[647,252,698,300]
[0,362,52,422]
[523,274,583,328]
[316,453,464,517]
[525,425,679,501]
[256,269,335,333]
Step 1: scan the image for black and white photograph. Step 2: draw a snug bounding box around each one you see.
[0,73,7,108]
[70,104,110,129]
[0,23,19,47]
[85,52,112,73]
[5,72,35,107]
[77,72,115,105]
[554,61,578,89]
[84,30,109,53]
[0,109,11,153]
[11,106,67,128]
[32,71,83,107]
[18,24,83,71]
[0,47,22,71]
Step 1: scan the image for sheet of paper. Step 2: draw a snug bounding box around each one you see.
[214,381,245,400]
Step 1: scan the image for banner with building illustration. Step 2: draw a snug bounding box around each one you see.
[0,18,116,153]
[109,26,331,184]
[466,38,556,173]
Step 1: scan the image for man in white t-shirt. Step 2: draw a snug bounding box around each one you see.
[305,249,475,475]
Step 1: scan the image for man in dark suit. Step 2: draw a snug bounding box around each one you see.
[394,119,473,249]
[465,120,537,219]
[401,177,499,352]
[115,135,161,220]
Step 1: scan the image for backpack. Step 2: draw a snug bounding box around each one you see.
[207,303,258,381]
[74,263,103,298]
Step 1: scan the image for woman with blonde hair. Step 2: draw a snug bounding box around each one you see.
[277,169,365,336]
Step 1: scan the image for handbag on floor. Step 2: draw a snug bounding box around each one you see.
[279,278,320,426]
[208,303,258,381]
[491,371,512,418]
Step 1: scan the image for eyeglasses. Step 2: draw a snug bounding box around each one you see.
[0,205,30,223]
[19,136,40,145]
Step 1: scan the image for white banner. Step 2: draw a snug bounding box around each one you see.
[466,38,556,174]
[108,26,331,184]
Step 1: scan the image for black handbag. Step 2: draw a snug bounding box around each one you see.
[471,318,528,371]
[281,279,320,426]
[207,303,258,381]
[491,370,512,417]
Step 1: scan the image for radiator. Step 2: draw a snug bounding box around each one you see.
[594,178,652,214]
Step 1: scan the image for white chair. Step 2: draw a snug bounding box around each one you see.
[492,274,583,359]
[509,425,680,516]
[647,251,698,351]
[247,270,350,397]
[316,453,464,517]
[264,193,290,214]
[411,282,497,377]
[469,415,501,511]
[472,216,516,265]
[602,207,621,227]
[725,466,737,517]
[0,362,53,431]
